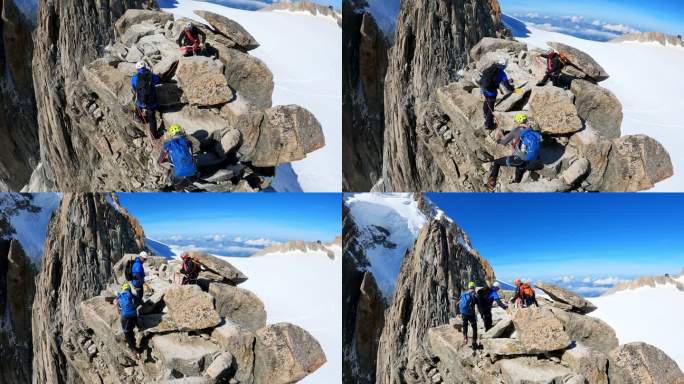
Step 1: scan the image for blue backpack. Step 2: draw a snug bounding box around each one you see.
[118,291,137,319]
[520,129,541,161]
[165,137,197,178]
[459,291,476,316]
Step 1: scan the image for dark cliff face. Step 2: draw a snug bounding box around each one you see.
[375,216,495,383]
[381,0,507,191]
[342,203,385,383]
[0,240,35,384]
[342,0,387,191]
[0,0,39,190]
[31,193,143,384]
[32,0,150,191]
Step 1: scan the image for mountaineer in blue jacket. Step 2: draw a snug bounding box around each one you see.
[130,251,147,307]
[478,281,509,331]
[158,124,198,191]
[457,281,481,349]
[131,61,162,139]
[114,282,141,358]
[488,113,541,190]
[479,58,516,130]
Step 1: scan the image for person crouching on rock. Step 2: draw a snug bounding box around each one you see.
[180,252,201,285]
[131,61,162,139]
[177,22,206,57]
[478,281,508,331]
[487,113,541,190]
[457,281,481,350]
[114,282,142,359]
[536,49,581,89]
[511,279,539,308]
[130,251,147,307]
[158,124,198,191]
[479,58,515,130]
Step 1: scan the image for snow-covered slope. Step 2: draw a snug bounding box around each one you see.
[506,15,684,191]
[345,193,427,298]
[221,251,341,383]
[159,0,341,192]
[0,193,61,262]
[590,281,684,370]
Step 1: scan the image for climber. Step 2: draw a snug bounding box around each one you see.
[511,279,539,308]
[158,124,198,191]
[130,251,147,307]
[131,61,162,139]
[457,281,481,350]
[180,252,201,285]
[177,22,206,56]
[536,49,582,88]
[477,281,508,331]
[521,281,539,307]
[114,282,141,358]
[479,58,518,130]
[487,113,541,190]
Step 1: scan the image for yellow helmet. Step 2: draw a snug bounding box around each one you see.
[514,113,528,125]
[120,282,130,291]
[468,281,476,289]
[167,124,182,138]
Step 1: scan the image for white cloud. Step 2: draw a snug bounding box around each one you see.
[592,20,601,26]
[233,236,242,242]
[582,276,593,283]
[593,276,628,286]
[221,245,262,253]
[244,238,281,246]
[553,275,575,283]
[602,23,640,34]
[526,12,539,18]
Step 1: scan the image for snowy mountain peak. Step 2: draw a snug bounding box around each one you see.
[602,269,684,295]
[252,239,342,260]
[613,32,684,48]
[345,193,479,299]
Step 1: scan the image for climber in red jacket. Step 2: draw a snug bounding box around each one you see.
[177,22,206,56]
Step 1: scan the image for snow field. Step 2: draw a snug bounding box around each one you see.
[159,0,341,191]
[590,283,684,370]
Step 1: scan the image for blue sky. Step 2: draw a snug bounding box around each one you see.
[116,193,341,242]
[427,193,684,286]
[500,0,684,36]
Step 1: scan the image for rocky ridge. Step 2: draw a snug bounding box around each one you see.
[603,268,684,295]
[0,0,39,191]
[259,1,341,27]
[342,0,387,191]
[423,283,683,384]
[343,193,684,383]
[30,4,325,192]
[251,238,340,259]
[0,240,35,384]
[72,250,326,383]
[379,0,509,192]
[613,32,684,48]
[391,36,673,192]
[23,194,326,383]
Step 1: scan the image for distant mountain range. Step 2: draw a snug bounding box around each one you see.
[613,31,684,48]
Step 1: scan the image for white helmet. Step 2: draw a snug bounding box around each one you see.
[497,57,508,68]
[135,61,147,70]
[139,251,148,259]
[184,22,193,30]
[492,281,501,288]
